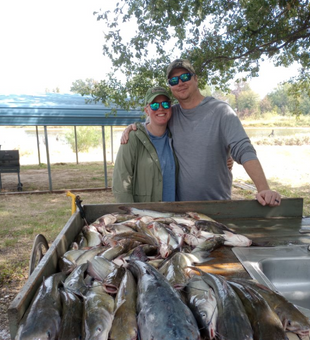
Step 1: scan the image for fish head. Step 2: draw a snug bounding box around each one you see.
[282,314,310,337]
[19,316,60,340]
[159,243,173,258]
[84,323,110,340]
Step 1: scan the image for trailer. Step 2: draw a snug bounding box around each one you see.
[7,198,310,339]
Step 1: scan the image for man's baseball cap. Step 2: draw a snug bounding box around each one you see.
[166,59,196,79]
[144,86,171,105]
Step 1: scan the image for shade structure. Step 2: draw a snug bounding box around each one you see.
[0,93,145,191]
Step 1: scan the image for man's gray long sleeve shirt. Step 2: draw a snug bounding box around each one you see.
[168,96,258,201]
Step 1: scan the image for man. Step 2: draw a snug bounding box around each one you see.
[122,59,281,206]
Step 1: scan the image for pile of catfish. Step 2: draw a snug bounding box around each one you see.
[16,207,310,340]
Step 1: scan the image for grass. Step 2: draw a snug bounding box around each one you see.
[241,113,310,127]
[3,162,114,192]
[3,239,18,247]
[0,260,28,285]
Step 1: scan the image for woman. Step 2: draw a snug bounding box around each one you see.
[112,86,178,202]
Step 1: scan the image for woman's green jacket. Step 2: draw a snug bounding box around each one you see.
[112,123,179,202]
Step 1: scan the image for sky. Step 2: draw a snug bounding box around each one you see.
[0,0,300,98]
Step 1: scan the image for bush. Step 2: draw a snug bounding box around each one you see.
[253,134,310,146]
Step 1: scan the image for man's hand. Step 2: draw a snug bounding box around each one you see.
[121,124,137,144]
[242,159,281,207]
[256,190,281,207]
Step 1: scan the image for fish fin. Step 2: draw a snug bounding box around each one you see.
[42,276,46,291]
[114,297,126,315]
[217,221,236,234]
[186,212,199,220]
[129,245,148,262]
[186,251,212,265]
[86,260,103,282]
[186,265,204,275]
[119,206,132,214]
[223,230,234,237]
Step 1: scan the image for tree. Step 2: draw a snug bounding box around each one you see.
[93,0,310,109]
[70,78,98,96]
[212,89,236,109]
[299,94,310,115]
[230,81,259,116]
[236,90,260,117]
[260,96,273,114]
[231,81,252,101]
[267,83,292,115]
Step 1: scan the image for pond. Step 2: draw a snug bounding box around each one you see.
[0,126,309,165]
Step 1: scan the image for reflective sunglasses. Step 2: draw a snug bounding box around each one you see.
[168,73,194,86]
[149,101,171,111]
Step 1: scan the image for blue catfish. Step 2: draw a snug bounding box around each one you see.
[228,280,287,340]
[83,283,115,340]
[195,269,254,340]
[109,269,138,340]
[15,272,67,340]
[232,278,310,338]
[186,275,218,340]
[129,260,201,340]
[58,289,83,340]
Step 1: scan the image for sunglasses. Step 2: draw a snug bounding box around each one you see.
[149,101,171,111]
[168,73,194,86]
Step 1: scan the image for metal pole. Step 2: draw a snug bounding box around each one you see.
[0,143,1,189]
[36,126,41,165]
[110,126,114,163]
[102,126,108,188]
[74,126,79,164]
[44,126,53,191]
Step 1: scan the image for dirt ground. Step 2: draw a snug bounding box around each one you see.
[0,145,309,339]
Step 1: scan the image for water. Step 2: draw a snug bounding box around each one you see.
[0,126,309,165]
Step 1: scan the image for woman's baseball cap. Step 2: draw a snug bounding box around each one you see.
[144,86,171,105]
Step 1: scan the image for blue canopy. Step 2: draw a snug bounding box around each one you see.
[0,93,144,126]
